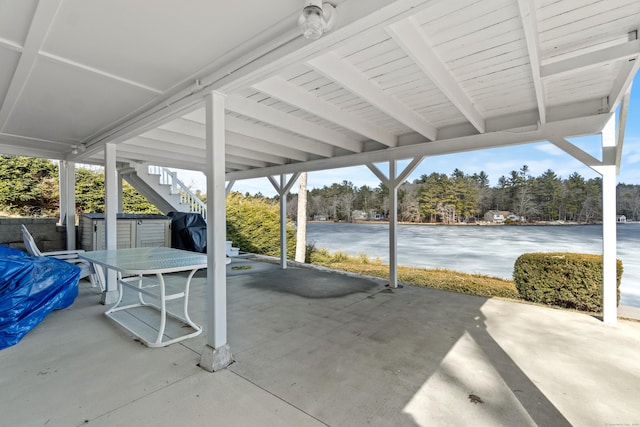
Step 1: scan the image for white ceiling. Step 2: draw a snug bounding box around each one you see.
[1,0,639,180]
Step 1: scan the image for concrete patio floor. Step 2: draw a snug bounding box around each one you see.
[2,258,639,426]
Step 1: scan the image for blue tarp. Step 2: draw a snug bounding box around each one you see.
[0,245,80,349]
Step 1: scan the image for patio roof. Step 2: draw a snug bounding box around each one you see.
[1,0,638,175]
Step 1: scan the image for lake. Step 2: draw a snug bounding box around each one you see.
[306,222,640,307]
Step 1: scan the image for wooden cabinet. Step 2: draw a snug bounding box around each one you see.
[79,214,171,251]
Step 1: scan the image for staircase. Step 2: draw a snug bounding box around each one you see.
[119,164,207,219]
[120,164,241,256]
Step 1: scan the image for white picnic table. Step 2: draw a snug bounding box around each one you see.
[80,247,207,347]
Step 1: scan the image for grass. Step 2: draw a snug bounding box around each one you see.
[308,247,519,299]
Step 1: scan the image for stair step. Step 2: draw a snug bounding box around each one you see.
[226,241,240,257]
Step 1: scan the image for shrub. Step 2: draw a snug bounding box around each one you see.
[226,192,296,258]
[513,252,623,312]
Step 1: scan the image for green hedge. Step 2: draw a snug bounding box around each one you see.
[226,192,296,258]
[513,252,622,312]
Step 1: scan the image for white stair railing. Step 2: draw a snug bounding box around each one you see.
[148,166,207,220]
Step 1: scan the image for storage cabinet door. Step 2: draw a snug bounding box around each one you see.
[135,220,170,248]
[94,221,135,250]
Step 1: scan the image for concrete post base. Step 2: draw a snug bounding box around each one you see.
[100,290,119,305]
[200,344,234,372]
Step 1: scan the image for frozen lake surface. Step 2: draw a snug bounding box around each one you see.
[306,222,640,307]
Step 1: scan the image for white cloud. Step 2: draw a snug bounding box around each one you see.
[534,142,565,156]
[623,139,640,164]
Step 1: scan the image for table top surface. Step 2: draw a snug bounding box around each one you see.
[79,247,208,274]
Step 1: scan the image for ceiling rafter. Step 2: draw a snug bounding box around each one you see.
[139,127,290,166]
[223,154,269,169]
[0,0,63,130]
[116,151,211,172]
[158,119,204,139]
[224,161,251,172]
[541,38,640,79]
[156,117,309,162]
[224,143,286,165]
[142,128,203,147]
[225,94,364,153]
[226,127,308,161]
[126,136,200,155]
[386,16,486,133]
[517,0,546,125]
[121,140,265,170]
[607,54,640,114]
[226,131,307,162]
[307,51,437,141]
[116,141,205,165]
[183,108,331,158]
[252,76,397,147]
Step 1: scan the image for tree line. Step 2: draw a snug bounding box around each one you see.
[0,156,160,216]
[282,165,640,224]
[2,155,640,223]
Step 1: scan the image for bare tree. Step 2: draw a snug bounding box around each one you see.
[295,172,307,262]
[339,191,357,222]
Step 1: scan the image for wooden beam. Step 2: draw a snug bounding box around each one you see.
[517,0,547,124]
[185,105,338,157]
[541,39,640,79]
[308,52,437,140]
[252,77,397,147]
[607,57,640,114]
[386,16,486,133]
[159,117,311,161]
[547,137,602,169]
[616,89,631,174]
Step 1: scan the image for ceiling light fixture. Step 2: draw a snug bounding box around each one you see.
[71,145,78,155]
[298,1,336,40]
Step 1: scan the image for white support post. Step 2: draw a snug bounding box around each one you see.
[367,157,424,288]
[59,160,76,250]
[601,115,618,324]
[389,160,398,287]
[58,161,67,225]
[102,143,119,305]
[200,91,233,372]
[117,173,123,213]
[268,173,300,269]
[279,174,288,269]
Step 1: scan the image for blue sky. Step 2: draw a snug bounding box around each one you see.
[177,74,640,196]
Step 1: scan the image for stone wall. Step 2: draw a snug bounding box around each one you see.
[0,218,67,252]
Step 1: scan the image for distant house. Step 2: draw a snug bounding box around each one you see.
[313,215,327,221]
[352,210,368,220]
[484,210,510,223]
[351,210,383,221]
[617,215,627,223]
[507,213,524,222]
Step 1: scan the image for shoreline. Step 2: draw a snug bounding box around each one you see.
[309,220,613,226]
